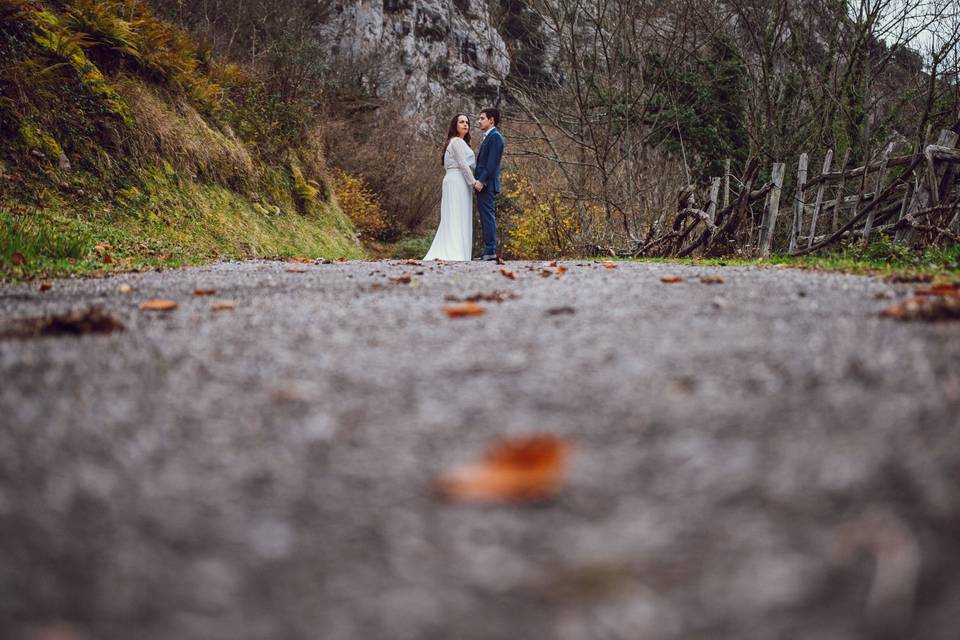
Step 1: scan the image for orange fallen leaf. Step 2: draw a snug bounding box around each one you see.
[499,268,517,280]
[287,257,312,264]
[210,301,237,311]
[700,275,724,284]
[881,295,960,321]
[12,251,26,266]
[193,288,217,296]
[436,435,572,503]
[540,269,553,278]
[914,283,959,297]
[286,267,307,273]
[547,260,559,267]
[402,259,422,266]
[556,265,569,274]
[38,281,53,292]
[336,257,349,262]
[444,303,486,318]
[102,253,113,264]
[661,275,683,283]
[139,299,177,311]
[602,261,618,269]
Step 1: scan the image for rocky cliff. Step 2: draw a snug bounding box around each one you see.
[323,0,513,114]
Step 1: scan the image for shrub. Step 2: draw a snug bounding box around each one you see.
[501,172,579,259]
[331,168,387,240]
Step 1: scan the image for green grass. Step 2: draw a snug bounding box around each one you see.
[610,241,960,280]
[1,167,363,281]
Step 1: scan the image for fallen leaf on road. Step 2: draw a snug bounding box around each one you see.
[499,268,517,280]
[38,282,53,292]
[541,269,553,277]
[880,295,960,321]
[444,303,486,318]
[139,299,177,311]
[286,267,307,273]
[436,434,572,503]
[118,283,134,294]
[390,275,413,284]
[12,251,26,266]
[401,259,422,266]
[886,274,933,284]
[287,257,312,264]
[336,257,349,262]
[210,301,237,311]
[447,291,519,304]
[556,265,569,274]
[1,307,124,339]
[546,306,576,315]
[193,288,217,296]
[700,275,724,284]
[602,261,618,269]
[914,283,959,297]
[661,275,683,283]
[496,256,506,265]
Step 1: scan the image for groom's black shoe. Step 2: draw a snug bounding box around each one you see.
[479,254,497,261]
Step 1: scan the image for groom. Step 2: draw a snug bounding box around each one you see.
[473,108,505,261]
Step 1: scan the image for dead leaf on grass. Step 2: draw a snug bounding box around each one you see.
[12,251,26,266]
[193,288,217,296]
[139,299,177,311]
[436,435,572,503]
[661,275,683,283]
[499,268,517,280]
[443,303,486,318]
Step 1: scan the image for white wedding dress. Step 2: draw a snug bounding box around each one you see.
[424,137,475,261]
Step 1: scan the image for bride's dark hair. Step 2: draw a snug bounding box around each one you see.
[442,113,471,164]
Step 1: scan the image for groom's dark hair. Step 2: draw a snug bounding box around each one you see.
[480,107,501,127]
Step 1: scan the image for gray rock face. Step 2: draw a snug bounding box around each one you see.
[324,0,511,114]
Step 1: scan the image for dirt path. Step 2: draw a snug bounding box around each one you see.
[1,259,958,639]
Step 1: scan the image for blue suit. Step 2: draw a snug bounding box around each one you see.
[474,127,504,256]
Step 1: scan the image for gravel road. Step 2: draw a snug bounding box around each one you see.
[1,259,959,640]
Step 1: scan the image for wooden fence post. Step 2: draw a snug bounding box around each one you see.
[863,140,895,242]
[723,159,731,210]
[788,153,809,253]
[759,162,785,257]
[896,129,959,244]
[807,150,833,248]
[833,148,851,232]
[707,177,721,222]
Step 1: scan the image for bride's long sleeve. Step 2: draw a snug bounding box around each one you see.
[450,138,476,187]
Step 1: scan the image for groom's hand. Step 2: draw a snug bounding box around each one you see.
[474,180,484,192]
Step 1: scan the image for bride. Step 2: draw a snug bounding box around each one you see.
[424,114,475,261]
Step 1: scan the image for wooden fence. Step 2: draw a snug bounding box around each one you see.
[636,128,960,258]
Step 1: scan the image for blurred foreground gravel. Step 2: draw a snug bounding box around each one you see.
[1,259,959,640]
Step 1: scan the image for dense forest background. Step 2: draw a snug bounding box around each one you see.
[2,0,959,274]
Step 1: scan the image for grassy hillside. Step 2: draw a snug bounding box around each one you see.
[0,0,363,280]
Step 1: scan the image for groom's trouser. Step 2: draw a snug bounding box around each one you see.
[477,190,497,256]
